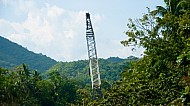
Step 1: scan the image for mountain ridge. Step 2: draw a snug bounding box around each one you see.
[0,36,57,72]
[47,57,138,85]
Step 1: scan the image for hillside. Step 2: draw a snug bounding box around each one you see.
[47,57,138,85]
[0,36,57,72]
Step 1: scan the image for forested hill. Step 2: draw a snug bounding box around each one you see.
[47,56,138,84]
[0,36,57,72]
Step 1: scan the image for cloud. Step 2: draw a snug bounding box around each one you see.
[0,19,17,36]
[0,1,103,61]
[1,0,9,6]
[47,5,65,17]
[0,0,145,62]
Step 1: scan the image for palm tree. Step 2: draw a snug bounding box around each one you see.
[151,0,189,17]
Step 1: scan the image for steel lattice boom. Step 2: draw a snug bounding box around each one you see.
[86,13,101,90]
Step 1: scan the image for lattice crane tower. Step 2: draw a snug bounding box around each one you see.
[85,13,101,90]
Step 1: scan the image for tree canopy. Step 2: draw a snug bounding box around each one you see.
[94,0,190,105]
[0,64,81,105]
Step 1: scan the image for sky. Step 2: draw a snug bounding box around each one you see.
[0,0,165,61]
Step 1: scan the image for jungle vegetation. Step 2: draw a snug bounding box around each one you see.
[1,0,190,105]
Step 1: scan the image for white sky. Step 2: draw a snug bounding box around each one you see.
[0,0,164,61]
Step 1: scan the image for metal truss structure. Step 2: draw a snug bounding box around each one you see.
[85,13,101,92]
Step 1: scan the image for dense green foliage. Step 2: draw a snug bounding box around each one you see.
[0,36,57,72]
[90,0,190,105]
[47,57,137,85]
[0,64,81,105]
[0,57,137,105]
[1,0,190,105]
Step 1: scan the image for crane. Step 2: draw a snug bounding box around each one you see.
[85,13,102,98]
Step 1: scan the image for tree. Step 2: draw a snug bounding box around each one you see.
[151,0,190,17]
[0,65,83,105]
[101,0,190,105]
[45,70,81,105]
[0,64,41,105]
